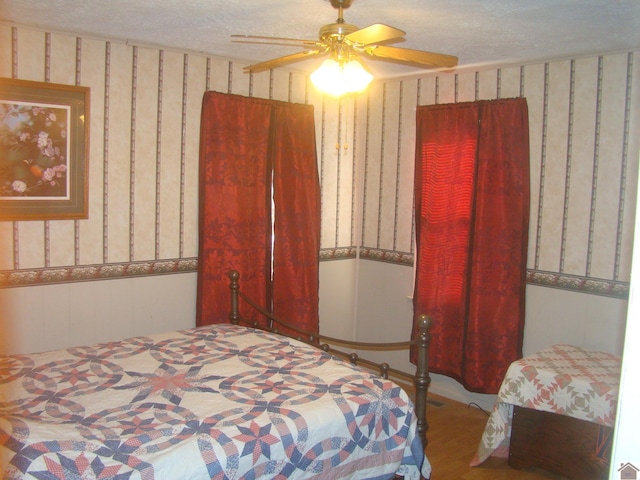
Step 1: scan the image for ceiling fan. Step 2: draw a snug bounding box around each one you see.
[231,0,458,76]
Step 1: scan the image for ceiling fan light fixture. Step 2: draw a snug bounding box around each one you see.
[310,58,373,96]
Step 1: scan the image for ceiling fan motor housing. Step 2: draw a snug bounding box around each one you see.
[320,22,359,41]
[320,22,360,62]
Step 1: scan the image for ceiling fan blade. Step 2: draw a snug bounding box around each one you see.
[232,39,322,49]
[345,24,405,46]
[231,34,319,47]
[244,50,325,73]
[364,45,458,69]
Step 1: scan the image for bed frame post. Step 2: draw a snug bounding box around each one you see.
[414,314,432,449]
[228,270,240,325]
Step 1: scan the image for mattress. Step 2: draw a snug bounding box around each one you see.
[1,323,429,479]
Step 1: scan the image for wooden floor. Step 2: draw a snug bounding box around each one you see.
[424,393,567,480]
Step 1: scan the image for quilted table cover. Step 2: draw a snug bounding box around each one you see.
[1,324,429,479]
[471,343,620,466]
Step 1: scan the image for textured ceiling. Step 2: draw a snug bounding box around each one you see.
[1,0,639,78]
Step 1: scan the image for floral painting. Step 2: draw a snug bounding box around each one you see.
[0,101,70,199]
[0,78,89,221]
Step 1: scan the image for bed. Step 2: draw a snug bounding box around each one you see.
[1,270,433,479]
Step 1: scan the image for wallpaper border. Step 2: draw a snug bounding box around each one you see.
[0,251,629,299]
[0,258,198,287]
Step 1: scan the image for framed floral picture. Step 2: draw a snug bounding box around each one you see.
[0,78,89,220]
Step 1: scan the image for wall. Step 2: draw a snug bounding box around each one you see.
[328,54,640,406]
[0,24,317,352]
[346,262,629,409]
[338,55,639,285]
[0,24,638,410]
[0,25,313,277]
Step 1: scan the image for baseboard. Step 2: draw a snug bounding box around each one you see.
[428,375,497,412]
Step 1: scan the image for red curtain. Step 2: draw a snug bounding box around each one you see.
[196,92,320,335]
[271,103,321,336]
[412,98,530,394]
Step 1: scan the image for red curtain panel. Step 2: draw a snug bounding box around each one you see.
[196,92,320,335]
[412,98,530,394]
[271,103,321,337]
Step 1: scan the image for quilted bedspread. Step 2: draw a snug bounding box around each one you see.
[471,343,621,466]
[1,324,429,479]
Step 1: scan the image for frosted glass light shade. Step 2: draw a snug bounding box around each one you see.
[310,58,373,96]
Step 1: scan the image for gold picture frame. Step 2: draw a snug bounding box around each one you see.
[0,78,89,221]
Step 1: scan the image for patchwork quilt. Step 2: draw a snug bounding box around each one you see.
[471,343,620,466]
[1,324,429,479]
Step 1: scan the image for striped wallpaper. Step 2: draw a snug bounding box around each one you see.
[0,24,638,299]
[0,25,311,283]
[318,55,639,298]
